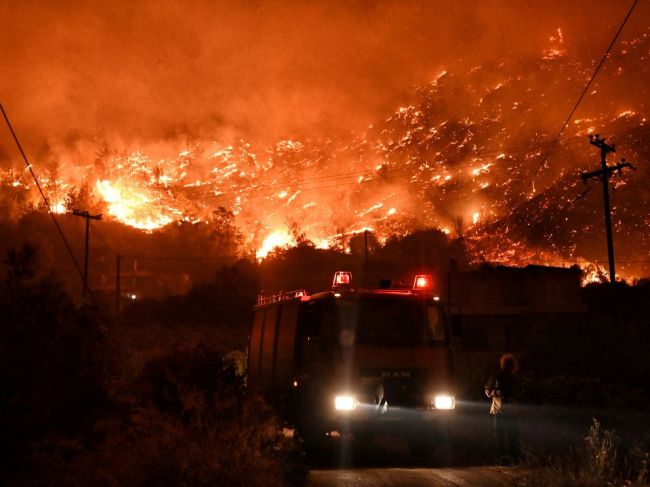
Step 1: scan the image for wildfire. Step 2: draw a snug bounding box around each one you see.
[543,27,566,60]
[2,24,649,284]
[95,179,173,231]
[579,262,610,286]
[52,202,67,214]
[256,230,296,260]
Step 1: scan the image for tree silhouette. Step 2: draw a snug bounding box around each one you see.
[0,243,106,478]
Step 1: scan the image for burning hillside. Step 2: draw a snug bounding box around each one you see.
[1,25,649,280]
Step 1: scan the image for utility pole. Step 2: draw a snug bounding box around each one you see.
[72,209,102,299]
[581,135,634,284]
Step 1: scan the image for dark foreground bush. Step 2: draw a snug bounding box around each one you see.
[37,347,307,487]
[1,242,306,487]
[0,244,107,483]
[517,419,648,487]
[50,397,305,487]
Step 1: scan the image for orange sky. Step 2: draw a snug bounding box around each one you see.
[1,0,647,150]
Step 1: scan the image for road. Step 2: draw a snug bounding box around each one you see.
[305,403,650,486]
[309,466,521,486]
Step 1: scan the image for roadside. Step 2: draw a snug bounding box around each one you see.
[309,466,522,487]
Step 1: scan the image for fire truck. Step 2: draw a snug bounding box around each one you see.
[248,271,455,458]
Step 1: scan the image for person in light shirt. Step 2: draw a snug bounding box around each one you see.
[485,353,521,465]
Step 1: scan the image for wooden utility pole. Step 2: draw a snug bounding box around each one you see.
[72,209,102,298]
[581,135,633,284]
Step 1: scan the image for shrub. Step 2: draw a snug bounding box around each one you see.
[1,243,306,487]
[61,348,307,487]
[0,244,107,481]
[518,419,648,487]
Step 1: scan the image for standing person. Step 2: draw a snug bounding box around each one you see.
[485,353,520,465]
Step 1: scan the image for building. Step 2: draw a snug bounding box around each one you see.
[447,264,587,397]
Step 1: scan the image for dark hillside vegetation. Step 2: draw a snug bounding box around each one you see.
[1,232,649,484]
[0,244,305,486]
[0,243,107,483]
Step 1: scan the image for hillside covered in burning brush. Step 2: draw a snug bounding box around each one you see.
[1,26,649,280]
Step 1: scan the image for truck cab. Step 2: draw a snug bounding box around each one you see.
[248,272,455,455]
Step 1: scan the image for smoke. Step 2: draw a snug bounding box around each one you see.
[2,0,646,150]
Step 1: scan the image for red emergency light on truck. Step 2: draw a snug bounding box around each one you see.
[248,271,455,458]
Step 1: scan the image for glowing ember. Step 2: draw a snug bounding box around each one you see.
[471,163,494,176]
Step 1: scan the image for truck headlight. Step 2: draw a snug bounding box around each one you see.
[433,394,455,410]
[334,395,358,411]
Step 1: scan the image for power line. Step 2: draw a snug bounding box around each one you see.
[71,133,607,212]
[498,258,650,265]
[194,138,577,200]
[121,255,227,261]
[531,0,640,181]
[2,124,599,205]
[0,104,97,305]
[95,124,631,205]
[94,249,650,272]
[199,116,634,201]
[141,138,567,201]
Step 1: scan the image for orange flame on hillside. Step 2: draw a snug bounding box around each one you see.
[95,179,174,231]
[1,26,649,283]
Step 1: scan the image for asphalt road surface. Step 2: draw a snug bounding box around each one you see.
[305,403,649,486]
[309,466,521,486]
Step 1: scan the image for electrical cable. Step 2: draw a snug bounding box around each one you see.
[531,0,640,181]
[182,127,632,201]
[0,104,97,306]
[504,258,650,265]
[121,255,228,261]
[130,137,572,202]
[193,138,575,200]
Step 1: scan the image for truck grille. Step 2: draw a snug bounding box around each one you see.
[362,369,425,408]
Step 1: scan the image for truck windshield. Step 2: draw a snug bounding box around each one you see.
[332,295,445,346]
